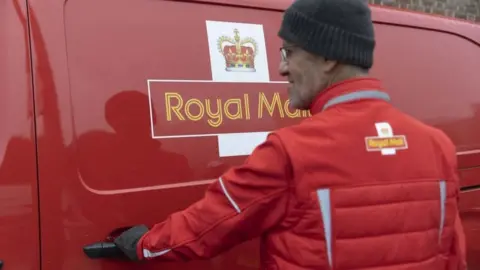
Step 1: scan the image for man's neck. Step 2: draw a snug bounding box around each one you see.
[326,65,369,89]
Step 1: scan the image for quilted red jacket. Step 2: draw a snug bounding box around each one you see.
[136,78,467,270]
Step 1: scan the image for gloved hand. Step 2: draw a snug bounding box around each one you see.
[113,224,149,261]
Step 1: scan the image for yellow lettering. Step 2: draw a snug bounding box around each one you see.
[258,92,284,118]
[184,99,204,121]
[389,137,405,147]
[165,92,185,121]
[367,137,406,149]
[284,99,302,118]
[205,99,223,128]
[302,110,312,117]
[165,92,313,126]
[224,99,243,120]
[244,94,251,120]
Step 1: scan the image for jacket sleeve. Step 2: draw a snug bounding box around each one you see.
[136,133,292,261]
[450,211,467,270]
[432,128,467,270]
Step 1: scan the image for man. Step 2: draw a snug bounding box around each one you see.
[113,0,467,268]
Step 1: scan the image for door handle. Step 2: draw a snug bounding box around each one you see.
[0,260,3,269]
[83,242,124,259]
[83,226,133,259]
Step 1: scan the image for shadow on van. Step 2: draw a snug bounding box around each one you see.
[74,90,194,191]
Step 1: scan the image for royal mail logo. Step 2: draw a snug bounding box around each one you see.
[206,20,270,82]
[217,29,258,72]
[365,122,408,155]
[365,135,408,151]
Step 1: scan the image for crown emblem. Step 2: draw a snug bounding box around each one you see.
[217,29,258,72]
[380,128,389,135]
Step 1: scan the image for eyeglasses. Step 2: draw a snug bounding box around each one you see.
[280,46,330,63]
[279,45,296,62]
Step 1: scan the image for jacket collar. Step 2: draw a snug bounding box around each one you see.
[309,77,389,115]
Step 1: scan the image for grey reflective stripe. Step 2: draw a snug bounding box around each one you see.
[219,177,241,213]
[322,90,391,111]
[439,180,447,243]
[317,189,333,269]
[143,248,171,258]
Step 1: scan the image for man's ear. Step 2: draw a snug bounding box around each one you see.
[322,59,338,73]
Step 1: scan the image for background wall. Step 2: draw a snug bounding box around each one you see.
[370,0,480,23]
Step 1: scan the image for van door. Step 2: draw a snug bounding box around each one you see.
[0,0,41,269]
[36,0,304,269]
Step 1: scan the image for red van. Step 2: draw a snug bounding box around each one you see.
[1,0,480,269]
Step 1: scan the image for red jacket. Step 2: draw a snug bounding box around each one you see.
[136,78,467,269]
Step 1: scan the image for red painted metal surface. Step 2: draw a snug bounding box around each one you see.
[0,0,41,269]
[1,0,480,269]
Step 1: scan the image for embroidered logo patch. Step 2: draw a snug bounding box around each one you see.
[365,122,408,155]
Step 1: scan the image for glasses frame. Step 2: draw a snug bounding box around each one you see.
[279,45,297,62]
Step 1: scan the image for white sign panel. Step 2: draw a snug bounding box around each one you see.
[205,20,270,83]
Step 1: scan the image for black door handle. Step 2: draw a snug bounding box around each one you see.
[83,242,124,259]
[0,260,3,269]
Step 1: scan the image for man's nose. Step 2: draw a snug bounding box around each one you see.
[278,61,288,77]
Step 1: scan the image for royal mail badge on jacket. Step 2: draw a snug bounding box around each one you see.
[365,122,408,155]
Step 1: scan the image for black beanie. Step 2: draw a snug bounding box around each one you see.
[278,0,375,69]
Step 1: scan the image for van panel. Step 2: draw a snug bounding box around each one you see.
[0,1,41,270]
[63,0,302,192]
[24,0,480,269]
[45,0,292,269]
[371,23,480,154]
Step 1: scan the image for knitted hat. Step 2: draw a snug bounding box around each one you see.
[278,0,375,69]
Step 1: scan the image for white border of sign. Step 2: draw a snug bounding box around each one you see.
[147,79,288,157]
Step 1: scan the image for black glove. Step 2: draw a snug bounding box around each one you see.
[114,225,149,261]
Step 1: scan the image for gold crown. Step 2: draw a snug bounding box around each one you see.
[380,127,389,135]
[217,29,258,72]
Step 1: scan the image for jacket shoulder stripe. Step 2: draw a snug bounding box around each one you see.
[219,177,241,213]
[317,188,333,269]
[439,180,447,244]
